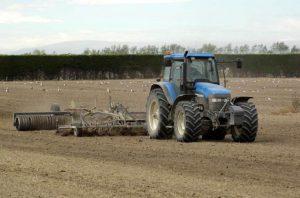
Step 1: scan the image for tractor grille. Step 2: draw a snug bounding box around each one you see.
[210,101,226,112]
[208,95,230,112]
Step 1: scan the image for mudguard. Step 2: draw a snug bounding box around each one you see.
[150,82,177,105]
[231,96,253,104]
[150,84,197,119]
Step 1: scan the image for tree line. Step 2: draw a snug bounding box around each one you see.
[25,42,300,55]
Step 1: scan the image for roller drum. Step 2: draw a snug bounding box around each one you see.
[15,114,70,131]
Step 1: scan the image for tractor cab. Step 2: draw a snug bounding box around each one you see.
[163,52,220,95]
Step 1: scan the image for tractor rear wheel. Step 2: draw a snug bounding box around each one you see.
[232,102,258,142]
[174,101,201,142]
[146,88,172,139]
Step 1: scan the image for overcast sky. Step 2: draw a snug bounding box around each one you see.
[0,0,299,51]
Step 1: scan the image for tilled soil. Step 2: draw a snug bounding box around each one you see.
[0,78,299,197]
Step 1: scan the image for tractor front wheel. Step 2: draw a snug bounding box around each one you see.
[174,101,201,142]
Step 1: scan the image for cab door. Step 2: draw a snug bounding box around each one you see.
[170,61,183,96]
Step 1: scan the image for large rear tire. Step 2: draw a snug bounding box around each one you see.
[174,101,201,142]
[232,102,258,142]
[146,88,172,139]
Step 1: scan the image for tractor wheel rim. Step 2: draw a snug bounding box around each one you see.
[233,126,241,136]
[176,111,185,136]
[149,101,159,131]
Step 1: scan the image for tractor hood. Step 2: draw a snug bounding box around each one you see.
[195,82,231,98]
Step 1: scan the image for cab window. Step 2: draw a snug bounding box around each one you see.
[170,61,183,82]
[163,67,171,81]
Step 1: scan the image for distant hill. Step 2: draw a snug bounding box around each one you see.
[8,40,145,55]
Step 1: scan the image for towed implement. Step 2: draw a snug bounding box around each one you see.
[13,100,147,137]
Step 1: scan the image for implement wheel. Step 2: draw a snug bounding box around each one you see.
[174,101,201,142]
[146,88,172,139]
[232,102,258,142]
[74,127,83,137]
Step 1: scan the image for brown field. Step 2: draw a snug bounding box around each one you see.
[0,78,299,197]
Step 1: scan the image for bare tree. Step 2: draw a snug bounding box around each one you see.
[79,42,299,55]
[138,45,159,54]
[101,45,129,55]
[200,43,217,53]
[83,48,91,55]
[271,42,289,54]
[291,45,300,54]
[251,44,268,54]
[31,49,46,55]
[161,44,185,53]
[224,44,233,54]
[130,46,138,54]
[239,44,250,54]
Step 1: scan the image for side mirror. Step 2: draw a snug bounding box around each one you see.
[236,59,242,69]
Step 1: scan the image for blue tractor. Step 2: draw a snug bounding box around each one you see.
[146,51,258,142]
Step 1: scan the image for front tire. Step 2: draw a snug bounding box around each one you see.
[146,88,172,139]
[232,102,258,142]
[174,101,201,142]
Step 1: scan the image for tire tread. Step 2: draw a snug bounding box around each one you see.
[176,101,202,142]
[147,88,172,139]
[232,102,258,142]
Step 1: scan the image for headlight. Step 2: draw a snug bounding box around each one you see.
[211,98,230,103]
[211,98,223,103]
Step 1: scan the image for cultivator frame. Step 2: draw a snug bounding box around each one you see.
[57,103,146,137]
[13,99,147,137]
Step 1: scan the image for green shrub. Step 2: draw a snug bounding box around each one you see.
[0,54,299,80]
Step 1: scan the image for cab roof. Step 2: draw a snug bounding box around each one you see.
[164,53,214,61]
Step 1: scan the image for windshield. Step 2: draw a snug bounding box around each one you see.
[187,58,218,83]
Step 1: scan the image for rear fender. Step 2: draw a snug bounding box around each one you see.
[231,96,253,104]
[150,83,176,105]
